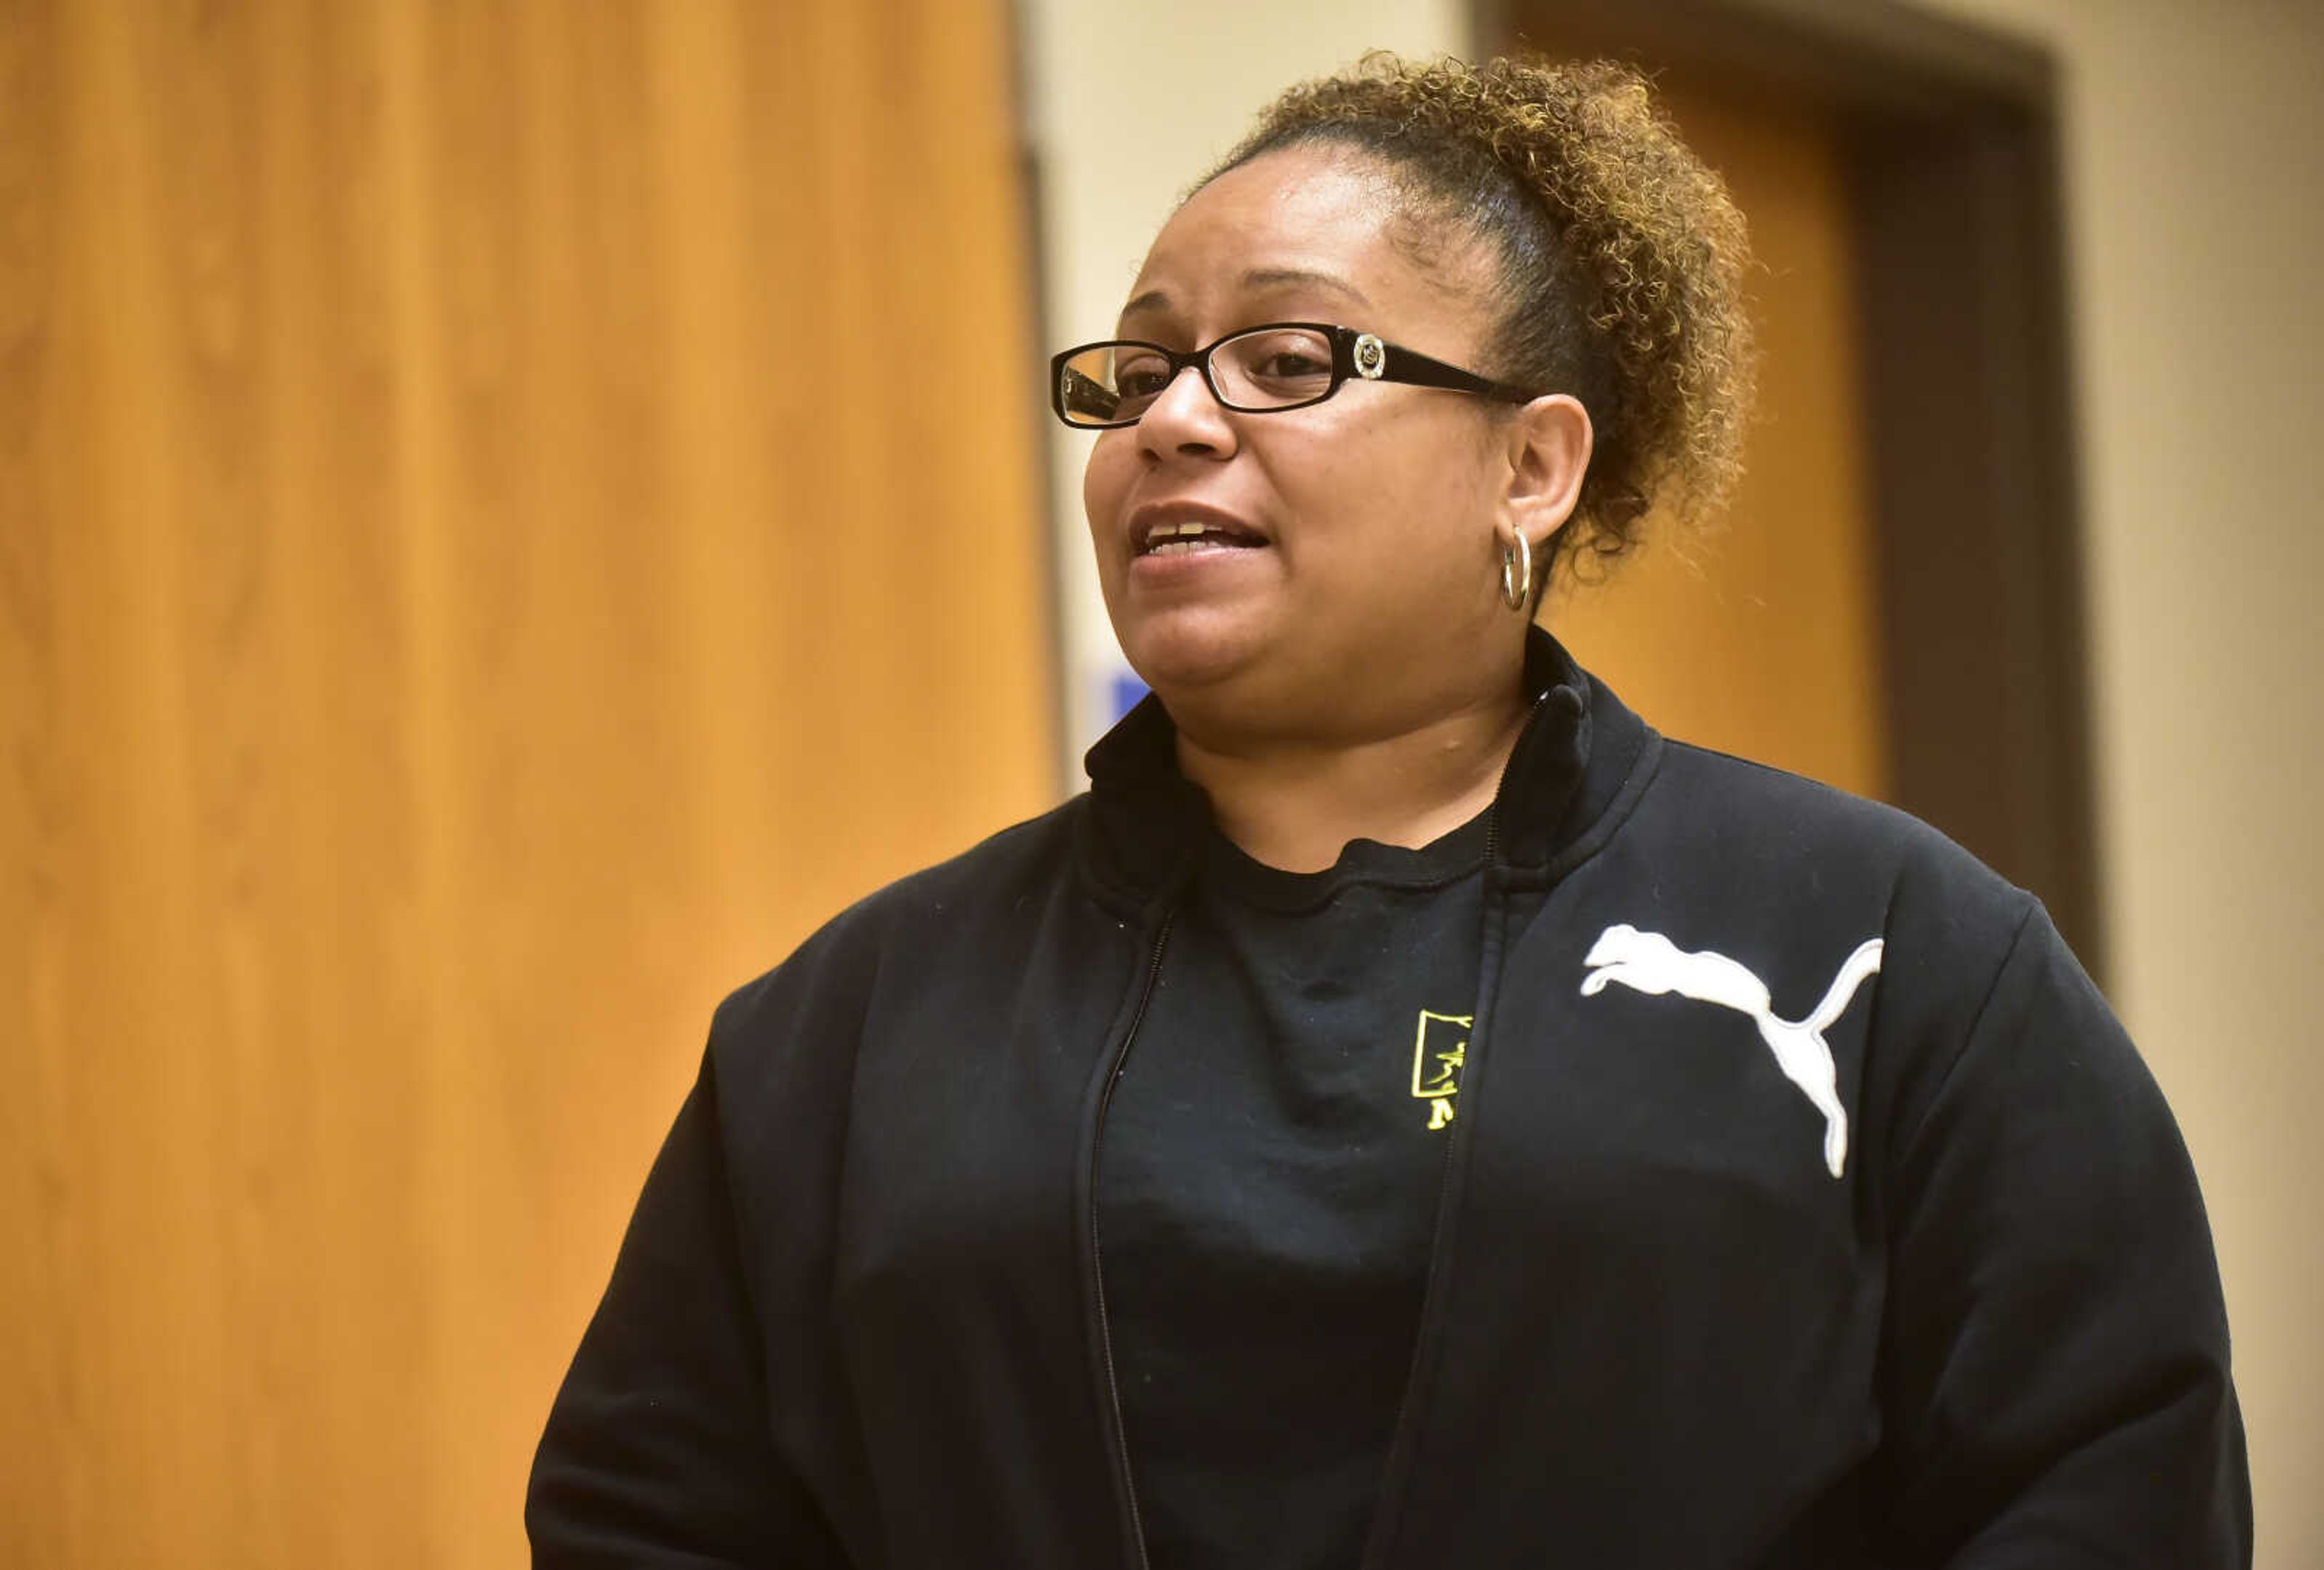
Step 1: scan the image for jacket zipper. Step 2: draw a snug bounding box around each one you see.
[1359,693,1545,1569]
[1089,909,1175,1570]
[1358,881,1505,1568]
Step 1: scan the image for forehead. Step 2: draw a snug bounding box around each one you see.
[1121,146,1486,330]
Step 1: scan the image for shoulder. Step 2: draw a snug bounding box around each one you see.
[1573,736,2058,1115]
[1633,744,2129,1129]
[708,794,1092,1057]
[1635,739,2035,944]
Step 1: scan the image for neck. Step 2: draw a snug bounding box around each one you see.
[1173,686,1533,873]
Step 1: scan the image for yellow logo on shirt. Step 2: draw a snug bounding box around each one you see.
[1411,1010,1472,1131]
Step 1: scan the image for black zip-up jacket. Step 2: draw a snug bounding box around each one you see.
[529,633,2249,1568]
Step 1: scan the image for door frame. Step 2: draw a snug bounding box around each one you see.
[1479,0,2103,973]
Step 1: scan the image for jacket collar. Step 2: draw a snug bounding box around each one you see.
[1078,628,1655,902]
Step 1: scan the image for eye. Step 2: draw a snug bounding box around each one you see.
[1253,346,1330,379]
[1219,327,1336,403]
[1112,350,1177,401]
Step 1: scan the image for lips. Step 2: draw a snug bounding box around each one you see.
[1128,503,1270,557]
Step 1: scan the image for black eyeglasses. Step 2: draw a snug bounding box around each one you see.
[1049,322,1540,429]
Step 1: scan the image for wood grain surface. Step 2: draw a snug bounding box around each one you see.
[0,1,1053,1564]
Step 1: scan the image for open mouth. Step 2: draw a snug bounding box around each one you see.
[1138,518,1269,557]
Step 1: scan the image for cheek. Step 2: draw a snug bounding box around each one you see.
[1284,422,1498,576]
[1081,435,1135,534]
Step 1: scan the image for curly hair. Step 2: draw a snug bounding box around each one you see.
[1212,54,1756,578]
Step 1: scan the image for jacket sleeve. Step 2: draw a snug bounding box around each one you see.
[525,1045,855,1569]
[1879,901,2250,1567]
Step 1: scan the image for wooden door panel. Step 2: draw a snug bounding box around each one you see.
[0,2,1051,1565]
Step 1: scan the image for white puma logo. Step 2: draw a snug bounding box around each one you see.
[1578,924,1884,1178]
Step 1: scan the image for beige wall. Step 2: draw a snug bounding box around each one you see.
[1903,2,2322,1560]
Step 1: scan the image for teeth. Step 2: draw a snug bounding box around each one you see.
[1141,517,1258,554]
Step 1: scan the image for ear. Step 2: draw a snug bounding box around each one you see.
[1497,392,1594,557]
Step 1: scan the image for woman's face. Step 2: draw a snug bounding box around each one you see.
[1082,145,1529,741]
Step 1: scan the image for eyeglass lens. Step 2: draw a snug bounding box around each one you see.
[1056,326,1337,426]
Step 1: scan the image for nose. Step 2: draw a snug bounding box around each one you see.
[1135,363,1239,461]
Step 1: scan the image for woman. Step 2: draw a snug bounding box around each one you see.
[529,55,2248,1568]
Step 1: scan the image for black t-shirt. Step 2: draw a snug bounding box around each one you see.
[1095,813,1492,1570]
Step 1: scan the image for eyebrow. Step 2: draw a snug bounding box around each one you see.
[1118,267,1374,323]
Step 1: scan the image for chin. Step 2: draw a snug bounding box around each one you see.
[1114,614,1272,705]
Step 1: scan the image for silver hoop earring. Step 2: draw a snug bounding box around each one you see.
[1500,528,1534,612]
